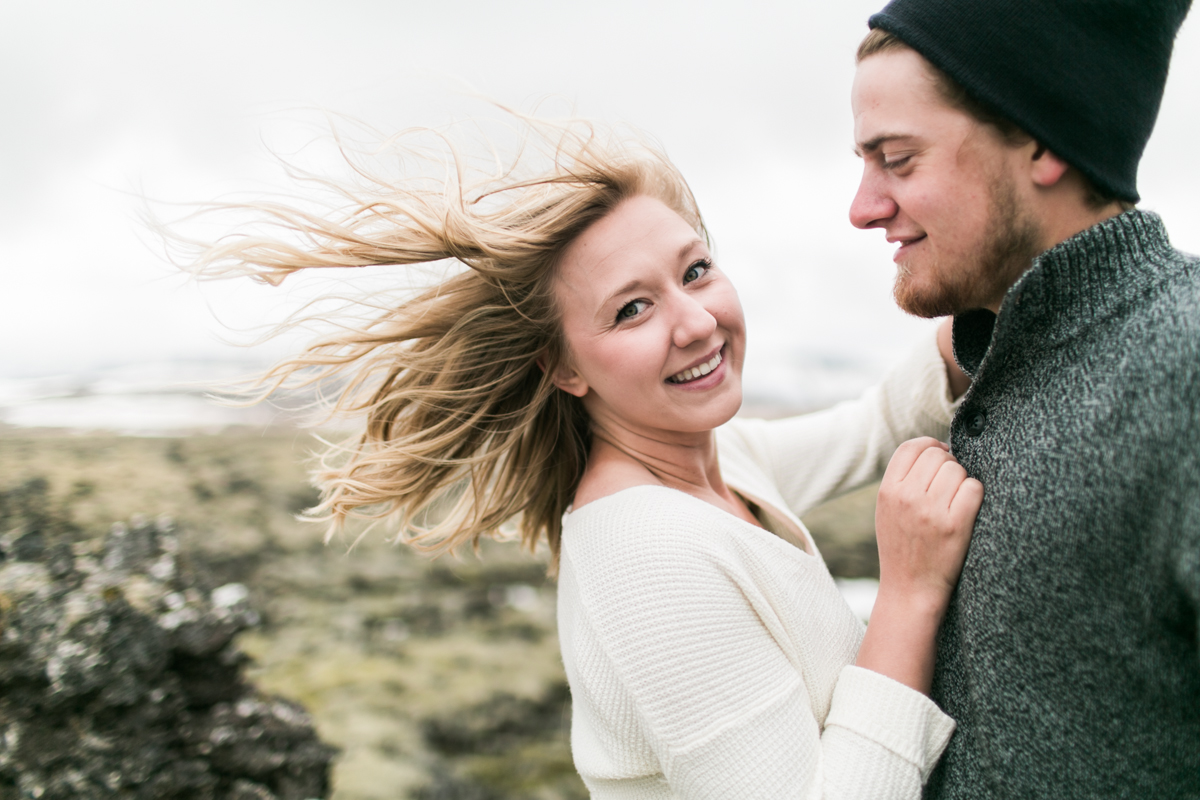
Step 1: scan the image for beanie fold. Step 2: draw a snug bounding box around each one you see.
[868,0,1194,203]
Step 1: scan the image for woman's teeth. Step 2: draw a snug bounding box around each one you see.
[667,350,723,384]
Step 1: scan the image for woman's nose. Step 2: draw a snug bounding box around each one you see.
[671,293,718,349]
[849,167,898,230]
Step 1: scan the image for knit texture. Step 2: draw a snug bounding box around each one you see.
[558,334,958,799]
[868,0,1193,202]
[928,210,1200,799]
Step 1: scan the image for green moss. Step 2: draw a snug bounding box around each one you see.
[0,428,877,800]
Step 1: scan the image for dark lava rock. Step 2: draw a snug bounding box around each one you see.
[421,682,571,757]
[415,681,582,800]
[412,771,505,800]
[0,515,336,800]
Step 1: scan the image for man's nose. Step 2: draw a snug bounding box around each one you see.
[849,167,898,229]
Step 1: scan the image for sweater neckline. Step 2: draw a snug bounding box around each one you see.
[564,484,817,556]
[954,210,1175,376]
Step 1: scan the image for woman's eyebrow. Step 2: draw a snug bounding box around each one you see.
[597,239,707,311]
[600,278,644,312]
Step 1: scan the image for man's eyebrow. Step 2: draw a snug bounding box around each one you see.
[853,133,913,158]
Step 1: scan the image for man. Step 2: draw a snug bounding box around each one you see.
[849,1,1199,797]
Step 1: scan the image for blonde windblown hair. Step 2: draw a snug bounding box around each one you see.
[183,113,707,565]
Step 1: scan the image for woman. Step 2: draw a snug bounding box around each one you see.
[184,114,980,798]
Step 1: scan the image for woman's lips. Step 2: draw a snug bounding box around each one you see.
[666,346,725,385]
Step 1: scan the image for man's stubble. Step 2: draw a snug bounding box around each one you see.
[894,170,1042,319]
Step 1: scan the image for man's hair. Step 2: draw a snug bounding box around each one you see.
[856,29,1131,211]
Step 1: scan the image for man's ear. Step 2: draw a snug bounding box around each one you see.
[1029,144,1070,188]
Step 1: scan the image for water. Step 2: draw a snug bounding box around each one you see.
[0,348,887,435]
[0,360,299,435]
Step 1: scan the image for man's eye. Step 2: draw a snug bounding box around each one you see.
[883,155,912,170]
[684,259,712,283]
[617,300,648,321]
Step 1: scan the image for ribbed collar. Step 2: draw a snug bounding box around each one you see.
[953,210,1176,377]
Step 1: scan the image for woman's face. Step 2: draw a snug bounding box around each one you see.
[552,195,746,438]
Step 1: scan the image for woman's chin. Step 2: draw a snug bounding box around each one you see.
[662,384,743,434]
[708,391,743,430]
[588,386,743,439]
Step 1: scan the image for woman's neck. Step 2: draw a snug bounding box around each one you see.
[594,424,723,492]
[573,415,757,528]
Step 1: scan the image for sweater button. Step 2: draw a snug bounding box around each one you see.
[964,408,987,437]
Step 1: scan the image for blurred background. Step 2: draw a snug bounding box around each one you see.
[2,2,1197,798]
[4,0,1196,428]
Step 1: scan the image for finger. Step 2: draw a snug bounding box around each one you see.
[905,446,957,493]
[883,437,946,483]
[948,477,985,521]
[928,460,969,509]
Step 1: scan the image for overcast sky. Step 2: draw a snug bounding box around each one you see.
[3,1,1198,397]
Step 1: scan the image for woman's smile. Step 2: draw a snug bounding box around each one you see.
[665,344,725,386]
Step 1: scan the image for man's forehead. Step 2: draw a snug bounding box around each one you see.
[854,49,945,111]
[852,53,972,150]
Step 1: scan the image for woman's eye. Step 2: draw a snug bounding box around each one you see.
[617,299,648,321]
[683,260,711,284]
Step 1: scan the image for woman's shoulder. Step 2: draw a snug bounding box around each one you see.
[561,484,803,590]
[565,484,729,537]
[560,486,765,616]
[565,485,741,561]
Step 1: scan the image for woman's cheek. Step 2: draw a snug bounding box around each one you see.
[609,339,658,391]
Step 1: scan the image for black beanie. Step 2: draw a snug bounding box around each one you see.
[868,0,1193,202]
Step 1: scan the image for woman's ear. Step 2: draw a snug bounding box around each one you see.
[548,362,589,398]
[537,351,588,397]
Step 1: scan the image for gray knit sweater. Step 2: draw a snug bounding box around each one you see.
[925,211,1200,799]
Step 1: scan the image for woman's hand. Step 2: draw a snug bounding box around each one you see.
[855,437,983,694]
[876,437,982,611]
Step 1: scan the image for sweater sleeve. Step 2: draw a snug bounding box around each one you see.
[720,329,955,518]
[562,493,955,800]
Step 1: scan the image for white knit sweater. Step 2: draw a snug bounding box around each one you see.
[557,333,958,799]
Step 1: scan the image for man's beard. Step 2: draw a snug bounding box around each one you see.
[894,173,1042,319]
